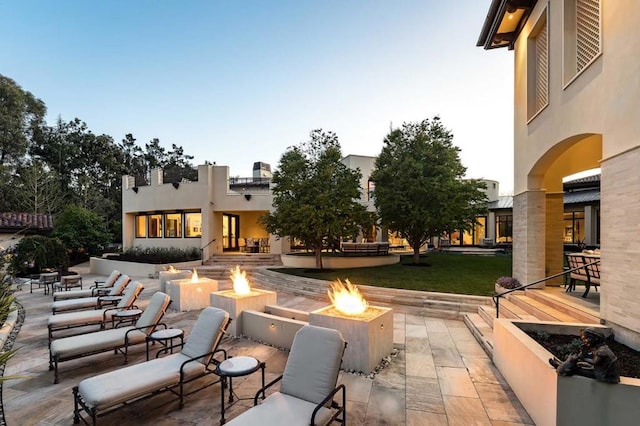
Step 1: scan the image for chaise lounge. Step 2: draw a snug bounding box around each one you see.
[53,270,121,301]
[49,291,171,384]
[51,274,131,314]
[225,325,346,426]
[48,281,144,343]
[72,307,230,425]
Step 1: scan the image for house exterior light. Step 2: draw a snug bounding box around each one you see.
[477,0,538,50]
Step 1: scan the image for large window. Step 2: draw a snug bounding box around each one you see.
[496,214,513,243]
[135,215,147,238]
[148,214,162,238]
[563,0,601,86]
[462,216,487,245]
[164,213,182,238]
[185,212,202,238]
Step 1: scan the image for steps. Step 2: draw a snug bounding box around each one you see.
[464,287,601,359]
[248,269,493,320]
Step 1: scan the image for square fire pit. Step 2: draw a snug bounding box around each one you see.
[210,289,277,336]
[309,305,393,373]
[168,277,218,311]
[158,269,191,293]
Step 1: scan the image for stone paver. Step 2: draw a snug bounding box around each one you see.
[3,264,534,425]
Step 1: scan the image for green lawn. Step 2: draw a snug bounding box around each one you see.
[270,253,512,296]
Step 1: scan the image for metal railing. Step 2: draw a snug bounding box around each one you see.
[199,238,216,261]
[493,259,601,318]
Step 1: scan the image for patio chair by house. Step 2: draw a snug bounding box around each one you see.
[566,253,597,298]
[49,291,171,384]
[72,307,230,425]
[53,270,121,301]
[259,237,270,253]
[225,325,346,426]
[51,274,131,314]
[48,282,144,343]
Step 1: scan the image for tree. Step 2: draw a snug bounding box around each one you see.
[53,205,110,261]
[260,130,368,268]
[10,160,63,214]
[371,117,488,264]
[8,235,68,276]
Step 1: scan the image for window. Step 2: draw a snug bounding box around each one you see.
[564,211,585,243]
[135,215,147,238]
[564,0,601,86]
[496,215,513,243]
[185,212,202,238]
[148,214,162,238]
[367,180,375,201]
[527,7,548,121]
[164,213,182,238]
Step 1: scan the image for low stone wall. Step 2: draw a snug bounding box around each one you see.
[281,253,399,269]
[89,257,202,277]
[494,319,640,426]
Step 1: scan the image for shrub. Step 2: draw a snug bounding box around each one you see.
[106,246,201,264]
[8,235,69,277]
[496,276,521,289]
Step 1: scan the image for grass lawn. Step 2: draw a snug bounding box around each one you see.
[270,253,512,296]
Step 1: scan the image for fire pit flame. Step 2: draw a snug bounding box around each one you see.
[190,268,199,283]
[328,279,368,316]
[166,265,177,272]
[230,265,251,295]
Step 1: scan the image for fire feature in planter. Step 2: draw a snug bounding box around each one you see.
[169,268,218,311]
[310,279,393,373]
[210,265,277,336]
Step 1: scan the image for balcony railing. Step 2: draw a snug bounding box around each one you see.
[228,177,271,193]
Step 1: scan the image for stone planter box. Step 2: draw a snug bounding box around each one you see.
[493,319,640,426]
[281,253,399,269]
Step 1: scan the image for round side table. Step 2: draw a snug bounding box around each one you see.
[112,308,143,328]
[216,356,266,424]
[146,328,184,360]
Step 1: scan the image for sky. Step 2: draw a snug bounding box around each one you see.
[1,0,515,195]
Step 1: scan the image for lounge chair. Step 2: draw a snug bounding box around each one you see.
[49,291,171,384]
[53,270,121,301]
[48,281,144,343]
[72,307,230,425]
[51,274,131,314]
[226,325,347,426]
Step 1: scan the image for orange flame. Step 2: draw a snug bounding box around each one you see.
[230,265,251,295]
[328,279,368,316]
[191,268,199,283]
[166,265,177,272]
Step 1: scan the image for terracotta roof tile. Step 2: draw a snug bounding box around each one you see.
[0,213,54,230]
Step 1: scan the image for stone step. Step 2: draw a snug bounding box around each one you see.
[523,288,600,324]
[463,313,494,358]
[507,294,582,322]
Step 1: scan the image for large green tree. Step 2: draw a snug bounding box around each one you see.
[53,205,110,261]
[371,117,488,264]
[260,130,368,268]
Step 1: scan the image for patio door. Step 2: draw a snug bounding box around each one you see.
[222,213,240,251]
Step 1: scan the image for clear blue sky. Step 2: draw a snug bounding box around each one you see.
[1,0,515,194]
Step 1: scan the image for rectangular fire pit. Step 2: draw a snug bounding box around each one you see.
[210,289,277,336]
[309,305,393,373]
[168,277,218,311]
[158,270,191,293]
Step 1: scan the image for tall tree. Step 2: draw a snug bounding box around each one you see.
[260,130,368,268]
[11,160,63,214]
[0,74,46,168]
[371,117,488,264]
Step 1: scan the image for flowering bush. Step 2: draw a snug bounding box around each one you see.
[496,276,521,289]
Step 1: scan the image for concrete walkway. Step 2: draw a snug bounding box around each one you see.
[3,265,533,425]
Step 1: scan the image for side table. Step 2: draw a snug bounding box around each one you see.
[216,356,266,424]
[112,308,143,328]
[146,328,184,361]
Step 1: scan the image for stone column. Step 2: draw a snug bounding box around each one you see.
[545,192,565,286]
[513,190,546,288]
[600,146,640,350]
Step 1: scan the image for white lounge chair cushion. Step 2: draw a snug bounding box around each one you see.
[226,392,333,426]
[78,353,204,410]
[48,309,111,328]
[135,292,170,331]
[181,307,229,363]
[280,325,345,405]
[50,327,146,358]
[51,297,99,312]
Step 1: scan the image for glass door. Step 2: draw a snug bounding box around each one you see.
[222,214,240,251]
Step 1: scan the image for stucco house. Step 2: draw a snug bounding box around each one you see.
[478,0,640,348]
[0,212,54,252]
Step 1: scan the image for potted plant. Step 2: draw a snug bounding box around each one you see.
[495,276,521,294]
